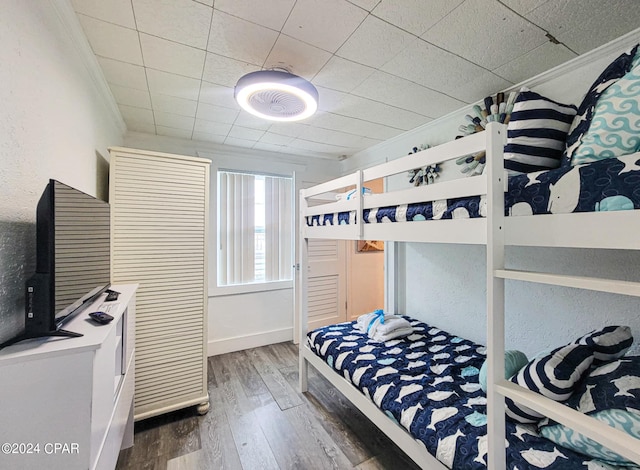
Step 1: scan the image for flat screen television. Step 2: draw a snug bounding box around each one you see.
[0,180,111,348]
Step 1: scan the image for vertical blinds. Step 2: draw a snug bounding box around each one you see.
[218,171,292,286]
[218,172,255,285]
[265,176,292,282]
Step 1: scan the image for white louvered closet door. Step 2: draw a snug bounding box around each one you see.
[307,239,347,330]
[109,147,210,421]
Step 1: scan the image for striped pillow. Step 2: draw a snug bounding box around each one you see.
[574,325,633,363]
[504,88,578,175]
[505,343,593,424]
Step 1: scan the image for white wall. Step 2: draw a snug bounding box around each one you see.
[123,132,342,355]
[0,1,124,344]
[345,30,640,358]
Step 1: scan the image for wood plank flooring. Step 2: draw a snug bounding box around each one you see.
[116,342,421,470]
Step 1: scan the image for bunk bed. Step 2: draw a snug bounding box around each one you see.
[298,119,640,469]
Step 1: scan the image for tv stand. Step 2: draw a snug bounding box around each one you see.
[0,284,137,470]
[0,328,82,349]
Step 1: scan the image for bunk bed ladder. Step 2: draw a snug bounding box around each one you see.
[299,188,310,393]
[485,120,640,467]
[492,268,640,465]
[485,123,507,470]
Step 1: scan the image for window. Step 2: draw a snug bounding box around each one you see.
[217,170,293,287]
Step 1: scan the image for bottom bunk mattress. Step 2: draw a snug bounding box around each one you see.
[307,317,628,470]
[306,152,640,226]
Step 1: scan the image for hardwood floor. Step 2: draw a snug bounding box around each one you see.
[116,342,421,470]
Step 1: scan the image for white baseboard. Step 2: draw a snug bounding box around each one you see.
[208,327,293,356]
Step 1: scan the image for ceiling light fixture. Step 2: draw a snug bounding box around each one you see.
[234,69,319,122]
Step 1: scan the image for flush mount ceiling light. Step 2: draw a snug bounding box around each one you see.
[234,70,319,122]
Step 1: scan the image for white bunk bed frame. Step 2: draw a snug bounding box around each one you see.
[298,123,640,470]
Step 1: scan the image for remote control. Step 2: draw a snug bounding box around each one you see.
[89,311,114,324]
[105,290,120,302]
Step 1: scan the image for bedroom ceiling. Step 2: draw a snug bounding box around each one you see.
[71,0,640,161]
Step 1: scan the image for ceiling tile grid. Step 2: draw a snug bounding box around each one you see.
[71,0,640,159]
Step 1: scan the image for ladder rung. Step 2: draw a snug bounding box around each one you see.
[495,269,640,297]
[494,380,640,465]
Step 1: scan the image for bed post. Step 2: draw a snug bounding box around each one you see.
[486,122,507,470]
[299,188,309,393]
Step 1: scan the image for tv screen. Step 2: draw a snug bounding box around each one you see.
[0,180,111,349]
[50,180,111,325]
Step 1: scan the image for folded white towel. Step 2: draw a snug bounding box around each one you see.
[370,326,414,343]
[355,310,413,341]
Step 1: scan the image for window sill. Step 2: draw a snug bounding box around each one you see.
[209,280,293,297]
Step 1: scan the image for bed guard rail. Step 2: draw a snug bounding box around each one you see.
[300,122,507,241]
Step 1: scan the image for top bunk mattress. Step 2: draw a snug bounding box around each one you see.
[306,153,640,227]
[307,317,634,470]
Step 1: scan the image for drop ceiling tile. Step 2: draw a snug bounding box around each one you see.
[199,82,238,109]
[264,35,332,81]
[207,10,279,66]
[234,113,273,131]
[253,142,290,153]
[446,70,513,104]
[132,0,212,49]
[357,135,384,149]
[71,0,135,28]
[119,104,154,127]
[353,71,465,118]
[214,0,296,31]
[203,53,256,87]
[154,111,195,131]
[382,38,488,95]
[422,0,547,70]
[259,132,295,146]
[372,0,463,36]
[312,56,375,93]
[110,84,151,108]
[146,69,201,101]
[140,34,206,79]
[493,42,577,84]
[194,0,213,6]
[501,0,549,15]
[194,119,232,136]
[315,86,348,113]
[224,137,256,149]
[289,138,347,155]
[150,93,198,117]
[338,94,432,130]
[299,126,364,148]
[125,121,156,134]
[78,14,142,65]
[282,0,367,53]
[336,15,413,68]
[97,57,148,90]
[348,0,381,12]
[310,112,403,140]
[156,126,192,138]
[524,0,640,55]
[193,131,226,144]
[267,122,310,138]
[196,103,239,124]
[228,126,265,141]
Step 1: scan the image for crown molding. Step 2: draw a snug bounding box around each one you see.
[49,0,126,136]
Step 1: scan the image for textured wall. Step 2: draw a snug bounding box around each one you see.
[0,1,123,344]
[404,244,640,357]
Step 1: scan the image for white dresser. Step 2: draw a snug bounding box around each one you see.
[0,284,137,470]
[108,147,210,420]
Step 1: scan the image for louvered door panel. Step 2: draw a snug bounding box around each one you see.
[306,239,346,330]
[109,147,210,420]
